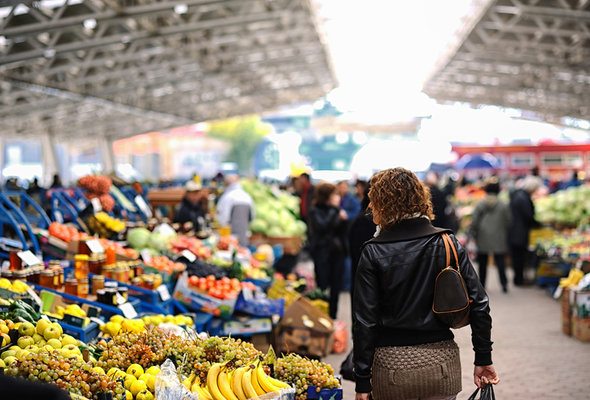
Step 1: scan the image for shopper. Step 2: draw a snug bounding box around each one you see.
[425,171,452,230]
[348,184,376,303]
[216,175,254,246]
[337,180,361,220]
[508,176,542,286]
[175,181,207,233]
[469,180,510,292]
[295,173,314,223]
[353,168,498,400]
[308,182,348,319]
[50,174,63,189]
[355,179,369,202]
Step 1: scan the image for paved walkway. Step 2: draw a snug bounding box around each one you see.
[324,266,590,400]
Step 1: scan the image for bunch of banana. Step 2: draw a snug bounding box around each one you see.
[95,212,126,233]
[202,361,291,400]
[0,278,30,294]
[559,268,585,288]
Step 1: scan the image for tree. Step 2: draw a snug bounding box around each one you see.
[207,115,273,174]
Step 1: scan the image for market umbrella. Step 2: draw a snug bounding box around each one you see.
[455,153,500,170]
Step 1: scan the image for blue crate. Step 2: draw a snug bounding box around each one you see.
[234,292,285,317]
[206,317,225,336]
[306,387,343,400]
[243,277,272,291]
[58,321,100,343]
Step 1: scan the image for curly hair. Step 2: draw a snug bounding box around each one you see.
[369,168,434,228]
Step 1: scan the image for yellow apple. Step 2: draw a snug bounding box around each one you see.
[136,390,154,400]
[125,390,133,400]
[3,355,17,365]
[129,380,147,397]
[17,336,35,349]
[43,326,61,341]
[1,333,10,347]
[92,366,105,375]
[46,338,62,349]
[0,359,5,368]
[32,333,44,343]
[110,315,125,324]
[51,322,63,336]
[0,324,8,334]
[127,364,144,378]
[1,349,17,359]
[18,322,35,337]
[144,374,155,392]
[60,334,78,347]
[145,366,160,376]
[35,319,52,336]
[124,374,137,390]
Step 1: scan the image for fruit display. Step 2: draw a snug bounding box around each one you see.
[275,354,340,400]
[79,175,116,212]
[127,226,177,253]
[48,222,89,242]
[187,275,247,300]
[87,212,126,238]
[242,180,306,239]
[100,314,194,337]
[536,185,590,227]
[145,255,186,275]
[0,299,41,324]
[44,303,91,327]
[560,268,586,289]
[171,235,213,260]
[95,212,126,233]
[0,278,32,295]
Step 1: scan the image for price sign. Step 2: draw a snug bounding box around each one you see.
[242,287,254,302]
[156,285,171,301]
[135,195,153,218]
[181,250,197,263]
[91,198,102,212]
[86,239,104,254]
[118,302,138,319]
[17,250,42,266]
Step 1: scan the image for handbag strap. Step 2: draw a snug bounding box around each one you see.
[441,233,459,269]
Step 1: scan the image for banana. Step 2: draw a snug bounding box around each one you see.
[218,370,239,400]
[207,363,228,400]
[193,383,214,400]
[241,369,258,400]
[183,373,195,390]
[250,366,266,397]
[254,364,281,394]
[267,376,290,390]
[231,367,248,400]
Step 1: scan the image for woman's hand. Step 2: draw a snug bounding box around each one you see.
[474,365,500,388]
[355,393,370,400]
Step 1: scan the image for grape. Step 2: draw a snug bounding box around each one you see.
[275,354,340,400]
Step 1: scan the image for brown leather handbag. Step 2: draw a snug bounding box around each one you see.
[432,233,471,329]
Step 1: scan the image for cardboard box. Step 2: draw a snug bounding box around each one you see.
[573,290,590,319]
[572,316,590,342]
[561,288,572,336]
[250,333,272,353]
[173,272,237,319]
[276,297,334,358]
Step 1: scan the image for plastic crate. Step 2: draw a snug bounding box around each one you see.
[58,320,100,343]
[234,292,285,317]
[306,387,343,400]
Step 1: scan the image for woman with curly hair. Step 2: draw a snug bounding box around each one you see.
[353,168,499,400]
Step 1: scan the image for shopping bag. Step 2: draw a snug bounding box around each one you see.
[467,384,496,400]
[339,349,355,381]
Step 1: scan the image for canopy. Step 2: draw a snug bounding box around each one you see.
[0,0,336,140]
[424,0,590,122]
[455,153,500,170]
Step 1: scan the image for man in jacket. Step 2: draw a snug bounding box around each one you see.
[216,175,254,246]
[175,181,207,232]
[508,176,542,286]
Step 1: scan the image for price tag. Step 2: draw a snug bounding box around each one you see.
[140,250,153,263]
[17,250,42,266]
[86,239,104,254]
[181,250,197,263]
[118,302,138,319]
[242,287,254,302]
[156,285,171,301]
[135,195,153,218]
[91,198,102,212]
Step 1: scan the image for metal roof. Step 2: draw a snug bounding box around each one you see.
[0,0,336,139]
[424,0,590,122]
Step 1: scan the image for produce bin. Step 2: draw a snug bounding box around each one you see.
[223,317,273,337]
[235,292,285,317]
[58,320,100,342]
[173,272,237,319]
[306,387,343,400]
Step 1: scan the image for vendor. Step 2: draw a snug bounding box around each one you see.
[175,181,207,232]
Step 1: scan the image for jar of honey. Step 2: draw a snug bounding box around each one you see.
[89,254,105,275]
[74,254,89,280]
[77,277,89,298]
[105,246,117,266]
[27,266,41,284]
[51,265,64,291]
[91,275,105,295]
[39,270,55,288]
[65,277,78,296]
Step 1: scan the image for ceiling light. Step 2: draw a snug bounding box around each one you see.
[174,4,188,14]
[83,18,97,30]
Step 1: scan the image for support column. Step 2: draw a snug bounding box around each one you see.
[0,136,5,182]
[99,135,116,174]
[41,132,60,187]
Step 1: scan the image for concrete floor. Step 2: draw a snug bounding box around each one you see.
[323,266,590,400]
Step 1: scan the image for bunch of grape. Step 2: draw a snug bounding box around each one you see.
[96,326,169,370]
[275,354,340,400]
[5,350,125,399]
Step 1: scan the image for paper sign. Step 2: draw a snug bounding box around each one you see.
[181,250,197,263]
[140,250,153,263]
[91,198,102,212]
[135,195,153,218]
[86,239,104,254]
[17,250,42,266]
[118,302,138,319]
[242,287,254,302]
[157,285,171,301]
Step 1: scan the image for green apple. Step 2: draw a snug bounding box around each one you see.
[24,345,38,352]
[43,326,61,341]
[17,336,35,349]
[46,338,62,349]
[51,322,63,336]
[35,319,52,336]
[0,359,5,368]
[32,333,44,343]
[18,322,35,337]
[60,334,78,347]
[3,355,17,365]
[1,349,17,359]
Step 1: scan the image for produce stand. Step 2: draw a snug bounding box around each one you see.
[0,192,42,256]
[147,187,186,220]
[2,191,52,229]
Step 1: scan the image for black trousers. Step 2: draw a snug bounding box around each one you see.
[477,253,508,290]
[312,248,344,319]
[510,246,528,286]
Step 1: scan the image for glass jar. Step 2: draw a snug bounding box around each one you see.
[13,270,29,283]
[9,250,22,270]
[117,287,128,303]
[104,281,118,289]
[77,277,89,298]
[74,254,89,280]
[89,254,105,275]
[65,277,78,296]
[50,265,64,291]
[27,266,41,284]
[39,270,55,288]
[1,270,14,281]
[91,275,105,296]
[105,246,117,266]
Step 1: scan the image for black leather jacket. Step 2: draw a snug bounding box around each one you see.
[353,217,493,393]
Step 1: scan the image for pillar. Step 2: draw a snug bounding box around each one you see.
[99,135,116,174]
[41,132,60,187]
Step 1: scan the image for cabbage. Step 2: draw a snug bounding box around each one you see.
[127,228,151,249]
[250,219,269,234]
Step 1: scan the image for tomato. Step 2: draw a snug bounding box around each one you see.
[206,275,216,282]
[188,276,199,287]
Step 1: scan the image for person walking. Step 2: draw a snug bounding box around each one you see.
[295,173,314,224]
[469,180,510,292]
[508,176,542,286]
[353,168,498,400]
[308,182,348,319]
[216,175,254,246]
